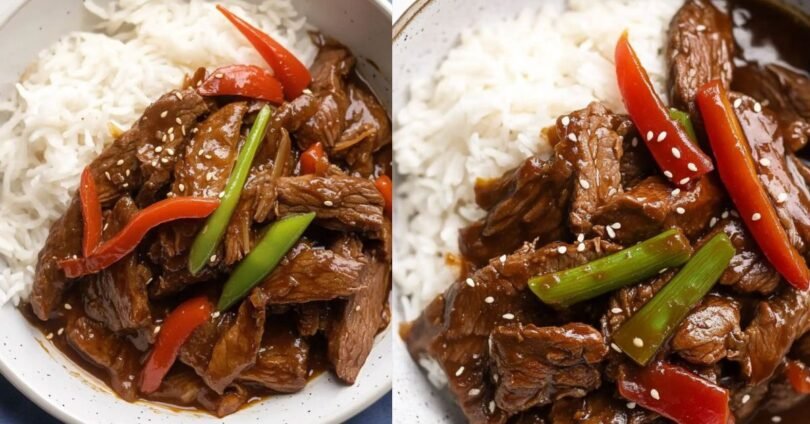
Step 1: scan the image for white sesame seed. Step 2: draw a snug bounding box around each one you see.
[125,169,130,177]
[611,222,621,229]
[162,134,168,142]
[57,327,64,336]
[46,333,53,340]
[465,278,475,287]
[777,192,788,204]
[722,211,730,219]
[611,343,622,353]
[175,92,183,100]
[759,158,771,167]
[608,187,617,196]
[754,102,762,113]
[611,307,623,314]
[166,148,175,156]
[672,188,681,196]
[155,146,163,153]
[323,200,334,207]
[659,267,669,274]
[567,133,577,142]
[646,130,653,141]
[771,416,781,423]
[198,149,204,156]
[64,303,72,310]
[606,226,616,239]
[211,311,221,319]
[742,394,751,404]
[664,170,673,178]
[154,326,161,334]
[696,24,706,31]
[355,305,361,312]
[627,402,636,409]
[122,183,129,188]
[710,217,718,227]
[484,296,494,304]
[577,243,586,252]
[218,192,225,199]
[577,233,585,242]
[733,98,743,109]
[489,401,496,413]
[676,207,686,215]
[206,172,214,181]
[170,133,175,142]
[671,147,681,159]
[561,116,570,127]
[160,111,168,118]
[215,73,224,79]
[210,255,217,262]
[657,131,667,142]
[160,157,169,164]
[633,337,644,347]
[499,255,507,264]
[455,366,465,377]
[115,159,124,166]
[557,246,568,254]
[579,178,590,189]
[650,389,660,400]
[687,162,698,172]
[175,117,182,125]
[178,184,185,192]
[468,388,481,396]
[679,177,690,185]
[205,154,213,160]
[502,313,515,320]
[752,213,762,221]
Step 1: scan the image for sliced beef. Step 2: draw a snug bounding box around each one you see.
[179,312,233,382]
[733,63,810,152]
[66,317,141,401]
[591,175,724,244]
[30,198,83,320]
[332,80,392,176]
[296,302,331,336]
[555,103,631,235]
[204,300,266,393]
[275,173,385,236]
[238,321,309,393]
[489,323,608,414]
[730,288,810,384]
[249,238,367,305]
[327,251,390,384]
[197,383,250,418]
[148,266,218,299]
[83,197,152,332]
[671,295,743,365]
[148,369,248,418]
[620,133,655,189]
[733,92,810,254]
[549,388,659,424]
[666,0,734,121]
[602,272,673,338]
[405,239,619,424]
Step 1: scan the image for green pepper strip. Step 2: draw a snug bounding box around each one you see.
[188,105,272,275]
[669,108,697,143]
[612,233,735,366]
[528,229,693,308]
[217,212,316,310]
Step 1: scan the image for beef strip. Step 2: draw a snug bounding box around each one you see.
[66,317,141,401]
[238,320,309,393]
[83,197,152,333]
[555,102,631,235]
[666,0,734,122]
[197,383,250,418]
[148,266,219,299]
[620,133,655,189]
[148,369,248,418]
[204,300,266,393]
[590,175,724,244]
[296,302,331,336]
[275,173,386,236]
[670,295,743,366]
[733,63,810,152]
[489,323,608,414]
[327,249,390,384]
[332,80,392,176]
[548,388,660,424]
[135,89,209,204]
[249,238,367,305]
[733,92,810,254]
[602,272,673,339]
[405,239,619,424]
[730,288,810,384]
[179,313,234,382]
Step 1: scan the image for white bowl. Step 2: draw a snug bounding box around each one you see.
[0,1,391,423]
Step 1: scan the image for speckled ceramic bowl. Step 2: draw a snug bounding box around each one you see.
[0,1,391,423]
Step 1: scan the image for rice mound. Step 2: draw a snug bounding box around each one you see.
[393,0,683,319]
[0,0,316,305]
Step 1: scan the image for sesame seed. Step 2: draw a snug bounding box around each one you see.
[205,154,213,160]
[502,313,515,320]
[122,183,129,188]
[210,255,217,262]
[160,111,168,118]
[659,268,669,274]
[657,131,667,142]
[455,366,465,377]
[579,178,590,189]
[567,133,577,142]
[742,394,751,404]
[664,170,673,178]
[218,192,225,199]
[561,116,570,127]
[489,401,496,413]
[153,326,161,334]
[679,177,690,185]
[468,388,481,396]
[465,278,475,287]
[166,148,175,155]
[46,333,53,340]
[499,254,507,264]
[181,126,186,136]
[104,171,111,181]
[608,187,617,196]
[687,162,698,172]
[632,137,638,147]
[170,133,175,142]
[650,389,660,400]
[611,307,623,314]
[355,305,361,312]
[64,303,72,310]
[672,188,681,196]
[722,211,729,219]
[168,127,174,134]
[627,402,636,409]
[777,192,788,203]
[125,169,130,177]
[696,24,706,31]
[162,134,168,142]
[771,416,781,423]
[676,207,686,215]
[611,222,621,229]
[710,217,718,227]
[57,327,64,336]
[206,172,214,181]
[175,92,183,100]
[733,98,743,109]
[759,158,771,167]
[606,226,616,239]
[577,243,586,252]
[198,149,204,156]
[754,102,762,113]
[576,233,585,242]
[215,73,224,79]
[323,200,334,207]
[611,343,622,353]
[484,296,494,304]
[155,146,163,153]
[752,213,762,221]
[671,147,681,158]
[633,337,644,347]
[557,246,568,254]
[175,117,182,125]
[178,184,185,192]
[160,157,169,164]
[646,130,653,141]
[115,159,124,166]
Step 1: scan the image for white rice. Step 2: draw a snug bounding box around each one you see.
[394,0,683,319]
[0,0,316,305]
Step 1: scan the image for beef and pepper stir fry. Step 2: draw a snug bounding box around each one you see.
[23,6,391,417]
[403,1,810,423]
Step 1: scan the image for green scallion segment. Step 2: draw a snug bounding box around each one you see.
[612,233,735,366]
[528,229,693,308]
[217,212,316,311]
[188,105,272,275]
[669,108,697,143]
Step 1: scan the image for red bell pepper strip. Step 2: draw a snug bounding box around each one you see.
[217,5,311,100]
[197,65,284,104]
[375,175,393,216]
[58,197,220,278]
[696,80,810,290]
[786,360,810,394]
[618,361,730,424]
[139,296,213,394]
[615,32,714,187]
[299,142,329,175]
[79,167,102,257]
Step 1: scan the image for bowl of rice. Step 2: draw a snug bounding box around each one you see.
[0,0,391,422]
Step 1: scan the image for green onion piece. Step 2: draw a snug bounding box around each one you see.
[528,229,693,308]
[669,108,697,143]
[217,212,316,311]
[612,233,735,366]
[188,105,272,275]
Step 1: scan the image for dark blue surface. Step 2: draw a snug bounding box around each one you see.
[0,372,390,423]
